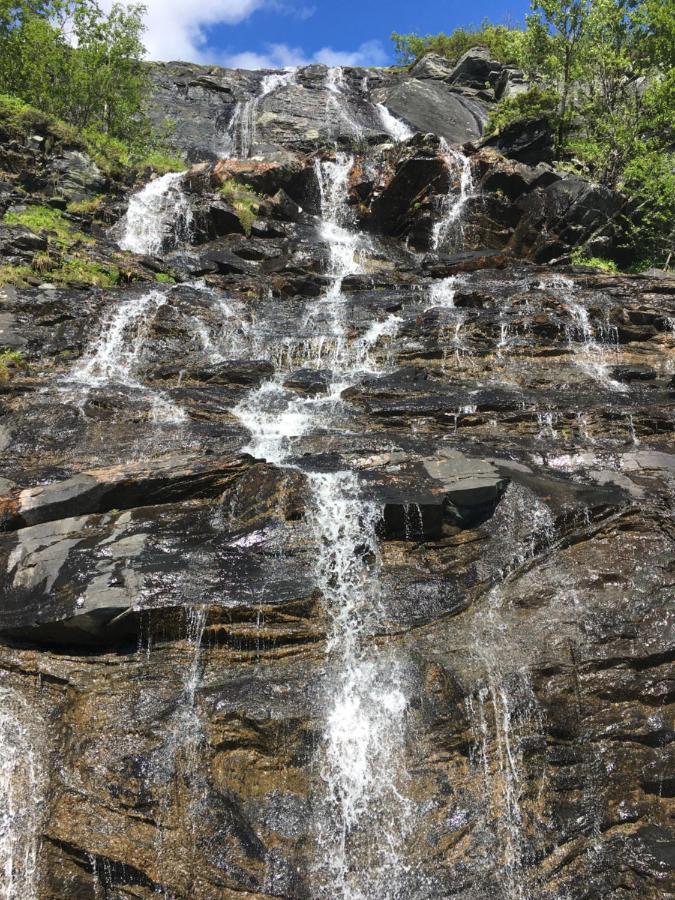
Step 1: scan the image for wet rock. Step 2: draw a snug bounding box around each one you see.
[263,189,304,222]
[0,461,316,647]
[203,247,257,275]
[0,453,254,531]
[370,152,448,237]
[607,363,657,382]
[149,359,274,387]
[283,368,331,396]
[360,449,509,539]
[207,198,246,236]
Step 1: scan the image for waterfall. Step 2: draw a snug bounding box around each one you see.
[230,150,412,896]
[310,472,410,899]
[223,69,296,158]
[67,288,187,423]
[376,103,415,142]
[118,172,193,256]
[544,275,626,391]
[149,608,207,893]
[325,67,365,140]
[431,140,474,251]
[0,690,43,900]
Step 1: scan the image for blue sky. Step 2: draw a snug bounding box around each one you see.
[116,0,532,67]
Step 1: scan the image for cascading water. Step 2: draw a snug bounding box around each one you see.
[223,69,296,158]
[3,47,671,900]
[432,139,474,251]
[544,274,626,390]
[230,149,412,897]
[118,172,193,256]
[376,103,415,142]
[325,67,365,140]
[310,472,410,900]
[0,689,43,900]
[67,288,187,423]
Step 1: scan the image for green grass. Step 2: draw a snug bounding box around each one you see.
[0,94,185,179]
[141,150,187,175]
[218,179,261,236]
[0,93,78,145]
[0,264,33,287]
[154,272,176,284]
[54,258,120,287]
[3,205,90,247]
[66,195,105,216]
[0,255,119,288]
[571,250,619,272]
[0,349,26,383]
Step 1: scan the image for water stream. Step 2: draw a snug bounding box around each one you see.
[432,140,474,251]
[223,69,297,158]
[0,689,43,900]
[11,76,566,899]
[118,171,194,256]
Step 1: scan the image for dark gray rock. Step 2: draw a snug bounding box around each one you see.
[0,223,47,260]
[482,116,555,165]
[448,47,505,92]
[46,149,106,200]
[382,80,487,145]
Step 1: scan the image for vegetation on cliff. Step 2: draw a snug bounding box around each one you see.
[0,1,182,174]
[393,0,675,268]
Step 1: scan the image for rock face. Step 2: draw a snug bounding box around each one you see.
[1,51,673,900]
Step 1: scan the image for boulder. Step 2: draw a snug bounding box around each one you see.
[409,53,458,82]
[512,175,623,262]
[263,189,304,222]
[482,116,555,165]
[359,448,509,539]
[448,47,505,91]
[495,66,530,100]
[0,223,47,260]
[382,80,488,146]
[370,153,449,237]
[46,149,106,200]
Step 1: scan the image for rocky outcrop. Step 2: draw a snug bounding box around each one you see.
[0,49,673,900]
[481,115,555,164]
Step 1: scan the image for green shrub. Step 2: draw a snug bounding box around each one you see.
[218,180,261,236]
[0,350,26,383]
[0,1,147,146]
[392,22,526,67]
[486,87,560,135]
[619,149,675,269]
[570,251,619,272]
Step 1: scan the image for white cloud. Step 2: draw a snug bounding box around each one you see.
[99,0,266,62]
[223,39,389,69]
[100,1,385,69]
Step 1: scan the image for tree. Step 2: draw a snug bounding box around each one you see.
[0,0,148,143]
[391,21,527,68]
[528,0,590,149]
